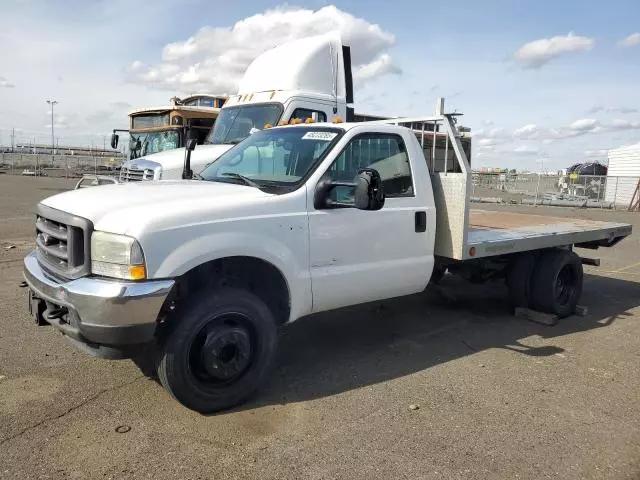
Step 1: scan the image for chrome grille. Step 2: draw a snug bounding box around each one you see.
[35,205,92,279]
[120,167,154,182]
[36,217,70,269]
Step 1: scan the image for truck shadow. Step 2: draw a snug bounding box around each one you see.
[233,273,640,413]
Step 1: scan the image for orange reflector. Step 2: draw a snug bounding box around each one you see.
[305,117,315,123]
[129,265,146,280]
[290,118,302,125]
[278,120,288,126]
[469,247,476,257]
[332,116,343,123]
[263,123,272,129]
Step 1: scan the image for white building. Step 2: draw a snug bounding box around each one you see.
[605,143,640,207]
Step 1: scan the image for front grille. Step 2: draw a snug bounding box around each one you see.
[35,205,92,280]
[120,167,154,182]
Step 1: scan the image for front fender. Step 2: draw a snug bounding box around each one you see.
[150,231,312,322]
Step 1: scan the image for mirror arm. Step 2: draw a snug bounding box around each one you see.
[324,199,355,208]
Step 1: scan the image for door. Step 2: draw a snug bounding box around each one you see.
[308,131,433,313]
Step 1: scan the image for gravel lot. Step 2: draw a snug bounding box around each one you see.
[1,175,639,480]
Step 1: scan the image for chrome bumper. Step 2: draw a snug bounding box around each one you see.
[23,250,174,356]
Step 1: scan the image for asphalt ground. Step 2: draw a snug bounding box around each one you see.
[1,175,639,480]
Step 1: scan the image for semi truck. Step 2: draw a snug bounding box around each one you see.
[23,98,632,413]
[118,33,472,182]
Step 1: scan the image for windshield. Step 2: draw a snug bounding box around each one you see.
[200,127,342,190]
[129,130,180,159]
[205,104,283,145]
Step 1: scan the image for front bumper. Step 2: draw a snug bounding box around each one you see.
[23,250,174,358]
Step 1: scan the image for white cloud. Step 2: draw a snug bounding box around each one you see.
[475,127,508,139]
[513,124,538,139]
[618,33,640,48]
[514,32,594,69]
[353,54,401,86]
[512,145,541,155]
[128,5,400,93]
[588,105,637,114]
[610,119,640,130]
[479,138,498,146]
[0,76,15,88]
[569,118,599,132]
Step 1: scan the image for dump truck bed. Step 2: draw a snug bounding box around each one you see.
[465,209,632,258]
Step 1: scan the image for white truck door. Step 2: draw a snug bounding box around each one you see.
[308,130,433,313]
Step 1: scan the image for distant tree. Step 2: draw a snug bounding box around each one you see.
[510,169,516,174]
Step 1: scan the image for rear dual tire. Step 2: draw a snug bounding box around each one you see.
[506,249,583,318]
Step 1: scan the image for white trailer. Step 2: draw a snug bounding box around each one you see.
[605,143,640,207]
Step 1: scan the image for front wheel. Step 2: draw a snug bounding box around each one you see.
[157,287,278,413]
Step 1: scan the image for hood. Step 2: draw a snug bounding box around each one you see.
[41,180,274,236]
[132,144,234,173]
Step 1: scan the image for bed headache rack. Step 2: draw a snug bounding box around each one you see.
[361,97,471,175]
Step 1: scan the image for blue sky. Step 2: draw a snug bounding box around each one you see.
[1,0,639,170]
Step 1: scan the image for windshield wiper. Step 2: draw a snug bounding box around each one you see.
[220,172,262,189]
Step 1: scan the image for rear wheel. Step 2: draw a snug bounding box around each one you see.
[530,249,583,318]
[157,287,278,413]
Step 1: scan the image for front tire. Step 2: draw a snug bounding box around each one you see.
[157,287,278,413]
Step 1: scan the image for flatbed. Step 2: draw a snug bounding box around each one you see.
[466,210,632,258]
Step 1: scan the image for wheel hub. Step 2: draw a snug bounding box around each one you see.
[201,326,252,381]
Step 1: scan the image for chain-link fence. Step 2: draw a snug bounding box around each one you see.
[2,153,639,210]
[471,172,640,210]
[0,153,123,179]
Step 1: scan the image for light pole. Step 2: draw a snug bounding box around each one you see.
[46,99,58,169]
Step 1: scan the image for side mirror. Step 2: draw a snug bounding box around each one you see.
[314,168,385,211]
[186,138,197,151]
[354,168,385,210]
[110,133,119,149]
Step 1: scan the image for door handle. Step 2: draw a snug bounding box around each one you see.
[415,211,426,232]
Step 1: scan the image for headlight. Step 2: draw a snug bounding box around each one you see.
[91,231,146,280]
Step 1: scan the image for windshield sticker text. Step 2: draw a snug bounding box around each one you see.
[302,131,337,141]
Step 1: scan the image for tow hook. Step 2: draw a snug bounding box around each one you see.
[44,307,68,321]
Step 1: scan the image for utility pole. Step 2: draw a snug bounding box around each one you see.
[10,127,15,153]
[46,99,58,168]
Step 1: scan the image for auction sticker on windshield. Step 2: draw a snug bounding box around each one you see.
[302,131,338,141]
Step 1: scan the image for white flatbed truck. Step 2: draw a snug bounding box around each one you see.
[23,102,632,413]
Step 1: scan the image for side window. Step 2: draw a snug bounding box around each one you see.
[324,133,413,202]
[291,108,327,123]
